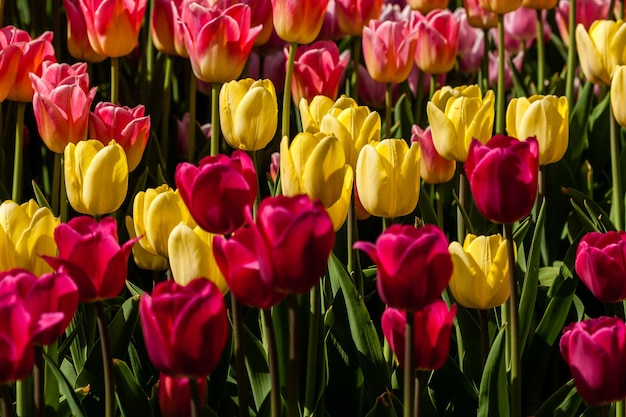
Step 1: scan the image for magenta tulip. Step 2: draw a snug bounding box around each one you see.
[140,278,229,378]
[0,299,37,384]
[354,224,453,311]
[159,374,207,417]
[465,135,539,224]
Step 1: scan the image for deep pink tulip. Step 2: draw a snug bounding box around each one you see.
[44,216,136,303]
[414,9,460,74]
[213,228,287,309]
[465,135,538,224]
[411,126,456,184]
[88,102,151,172]
[289,41,349,105]
[575,231,626,303]
[271,0,330,44]
[0,299,37,384]
[151,0,187,56]
[140,278,229,378]
[335,0,384,36]
[454,7,485,73]
[381,301,456,370]
[63,0,106,62]
[175,150,257,235]
[317,0,346,41]
[560,317,626,405]
[181,3,261,83]
[463,0,498,29]
[159,374,207,417]
[78,0,147,58]
[241,0,274,46]
[556,0,611,47]
[354,224,453,311]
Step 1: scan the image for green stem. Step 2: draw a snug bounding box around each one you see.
[414,372,423,417]
[480,309,489,368]
[189,378,200,417]
[385,83,392,139]
[60,155,68,223]
[211,82,220,156]
[565,0,577,105]
[251,150,260,219]
[287,295,301,417]
[415,69,425,126]
[350,37,361,102]
[1,385,13,417]
[262,309,281,417]
[303,284,321,417]
[609,0,616,19]
[496,14,506,135]
[504,223,521,417]
[403,311,415,417]
[34,346,44,417]
[610,103,624,230]
[429,75,437,100]
[12,102,26,202]
[231,293,250,417]
[535,10,545,95]
[161,55,172,163]
[282,42,298,140]
[52,152,61,215]
[188,73,197,162]
[16,377,33,417]
[481,29,490,92]
[95,301,115,417]
[457,169,467,242]
[110,57,119,104]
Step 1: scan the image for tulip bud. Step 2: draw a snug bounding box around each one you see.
[271,0,329,44]
[611,66,626,127]
[334,0,384,36]
[576,19,626,86]
[410,125,456,184]
[414,9,460,75]
[463,0,498,29]
[63,0,107,62]
[299,95,336,132]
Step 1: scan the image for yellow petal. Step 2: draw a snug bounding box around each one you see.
[125,216,168,271]
[427,101,460,161]
[82,141,128,216]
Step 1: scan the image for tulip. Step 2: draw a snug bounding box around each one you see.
[448,234,510,310]
[410,126,456,184]
[478,0,523,14]
[0,33,22,102]
[362,18,419,84]
[299,95,336,132]
[0,298,39,384]
[357,64,399,110]
[355,139,420,218]
[555,0,611,48]
[175,150,257,235]
[88,102,150,172]
[78,0,147,58]
[151,0,187,56]
[354,224,453,310]
[64,140,129,217]
[242,0,274,46]
[488,50,524,89]
[523,0,557,9]
[271,0,329,44]
[0,200,59,275]
[504,6,541,42]
[159,374,207,417]
[381,301,456,369]
[140,278,229,377]
[560,317,626,405]
[269,152,280,183]
[463,0,498,28]
[181,3,261,83]
[63,0,107,62]
[289,41,350,105]
[317,0,346,41]
[334,0,384,36]
[576,20,626,86]
[125,216,169,271]
[506,95,568,165]
[465,135,539,224]
[406,0,449,13]
[220,78,278,151]
[280,132,353,230]
[611,66,626,128]
[414,9,460,75]
[455,8,486,73]
[44,216,135,303]
[426,85,495,162]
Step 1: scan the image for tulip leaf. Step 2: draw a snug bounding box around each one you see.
[428,357,479,413]
[452,188,475,235]
[113,359,154,417]
[566,81,594,167]
[42,351,88,417]
[477,327,509,417]
[242,320,271,411]
[31,180,51,210]
[563,186,615,231]
[569,199,602,234]
[417,184,440,227]
[534,380,582,417]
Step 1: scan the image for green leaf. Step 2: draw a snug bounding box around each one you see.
[31,180,51,210]
[243,321,271,411]
[477,327,509,417]
[417,184,440,227]
[43,351,87,417]
[534,380,583,417]
[114,359,154,417]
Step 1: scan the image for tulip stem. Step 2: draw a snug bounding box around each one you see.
[282,42,298,141]
[1,384,13,417]
[12,102,26,202]
[34,346,44,417]
[535,10,545,95]
[189,377,200,417]
[288,295,301,417]
[160,55,172,164]
[610,103,624,230]
[385,83,392,139]
[480,29,490,92]
[350,37,361,102]
[95,301,116,417]
[480,309,490,368]
[609,0,616,18]
[304,284,321,417]
[415,70,425,127]
[565,0,577,106]
[457,169,467,242]
[617,400,625,417]
[403,311,415,417]
[262,309,281,417]
[231,294,250,417]
[60,155,68,223]
[110,57,119,104]
[503,223,521,417]
[52,152,62,215]
[188,71,197,162]
[211,82,220,157]
[496,14,505,135]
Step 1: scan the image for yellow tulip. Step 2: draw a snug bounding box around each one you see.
[478,0,523,14]
[168,223,227,293]
[0,199,59,275]
[64,139,128,216]
[426,85,495,162]
[125,216,168,271]
[611,66,626,127]
[448,234,510,310]
[506,95,569,165]
[280,132,353,230]
[220,78,278,151]
[299,95,336,132]
[355,139,420,218]
[576,20,626,86]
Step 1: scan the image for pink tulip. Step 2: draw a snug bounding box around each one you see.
[63,0,107,62]
[151,0,187,56]
[140,279,229,378]
[454,8,485,73]
[44,216,136,303]
[78,0,147,58]
[555,0,612,47]
[381,301,456,370]
[0,33,23,102]
[357,64,400,110]
[289,41,349,105]
[175,150,257,235]
[463,0,498,29]
[316,0,346,41]
[159,374,207,417]
[354,224,453,311]
[504,6,551,44]
[335,0,384,36]
[488,50,524,90]
[242,0,274,45]
[88,102,151,172]
[269,152,280,183]
[414,9,460,74]
[560,317,626,405]
[411,125,456,184]
[0,298,37,384]
[271,0,329,44]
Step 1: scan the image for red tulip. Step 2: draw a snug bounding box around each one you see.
[381,301,456,370]
[140,279,229,378]
[271,0,329,44]
[414,9,460,75]
[175,150,257,235]
[63,0,107,62]
[575,231,626,303]
[354,224,453,311]
[465,135,538,224]
[159,374,207,417]
[44,216,136,303]
[334,0,384,36]
[410,125,456,185]
[560,317,626,405]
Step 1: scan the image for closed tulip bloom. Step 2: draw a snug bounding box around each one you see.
[64,140,129,217]
[406,0,449,13]
[335,0,384,36]
[181,3,261,83]
[78,0,147,57]
[151,0,186,56]
[356,139,420,218]
[0,299,38,384]
[0,33,22,102]
[280,133,353,230]
[523,0,557,9]
[576,20,626,86]
[220,78,278,151]
[355,224,453,310]
[381,301,456,369]
[455,8,486,73]
[175,150,257,235]
[414,9,460,74]
[448,234,510,310]
[426,84,495,162]
[0,200,59,276]
[611,66,626,127]
[463,0,498,29]
[44,216,135,303]
[410,126,456,184]
[242,0,274,46]
[299,95,336,132]
[159,375,207,417]
[506,95,569,165]
[556,0,611,48]
[362,19,419,84]
[140,279,229,378]
[125,216,169,271]
[271,0,329,44]
[575,231,626,303]
[478,0,523,14]
[466,135,539,224]
[63,0,106,62]
[560,317,626,405]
